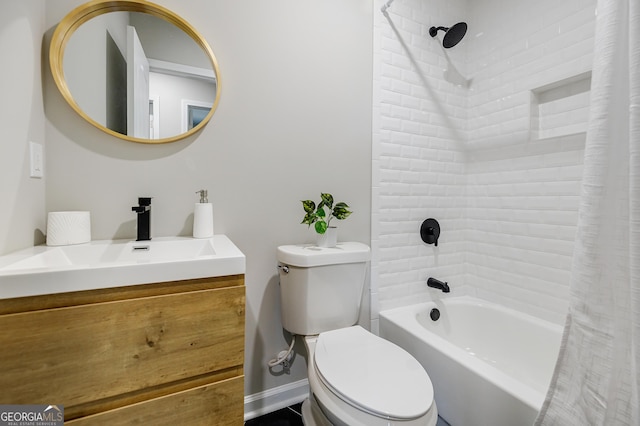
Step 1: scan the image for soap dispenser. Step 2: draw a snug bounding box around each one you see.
[193,190,214,238]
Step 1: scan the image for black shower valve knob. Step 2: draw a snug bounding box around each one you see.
[420,218,441,247]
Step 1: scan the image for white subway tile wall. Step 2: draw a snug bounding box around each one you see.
[373,0,469,315]
[373,0,597,324]
[534,73,592,140]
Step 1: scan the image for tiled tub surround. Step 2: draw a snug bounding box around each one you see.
[466,134,585,322]
[374,0,469,318]
[372,0,596,326]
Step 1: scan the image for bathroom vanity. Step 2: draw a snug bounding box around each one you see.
[0,236,245,424]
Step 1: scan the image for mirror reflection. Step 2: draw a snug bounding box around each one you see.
[63,11,218,140]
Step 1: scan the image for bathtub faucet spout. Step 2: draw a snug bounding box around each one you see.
[427,277,450,293]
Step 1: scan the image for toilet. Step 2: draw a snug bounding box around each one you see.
[277,242,438,426]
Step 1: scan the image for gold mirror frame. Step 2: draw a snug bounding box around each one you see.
[50,0,221,144]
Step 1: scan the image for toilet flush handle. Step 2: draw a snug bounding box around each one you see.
[277,264,289,274]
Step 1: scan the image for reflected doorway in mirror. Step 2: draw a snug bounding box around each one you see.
[182,99,213,133]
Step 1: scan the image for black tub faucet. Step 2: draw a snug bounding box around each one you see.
[132,197,152,241]
[427,277,450,293]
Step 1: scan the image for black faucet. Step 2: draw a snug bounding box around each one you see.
[427,277,450,293]
[132,197,152,241]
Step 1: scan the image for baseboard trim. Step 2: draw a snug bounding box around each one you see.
[244,379,309,421]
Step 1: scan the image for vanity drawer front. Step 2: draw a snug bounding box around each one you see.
[0,285,244,409]
[66,375,244,426]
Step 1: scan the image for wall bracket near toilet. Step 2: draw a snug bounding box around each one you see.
[420,218,440,246]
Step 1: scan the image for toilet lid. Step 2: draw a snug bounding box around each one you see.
[313,326,434,420]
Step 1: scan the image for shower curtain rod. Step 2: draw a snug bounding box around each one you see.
[381,0,394,13]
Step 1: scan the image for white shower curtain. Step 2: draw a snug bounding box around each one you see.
[535,0,640,424]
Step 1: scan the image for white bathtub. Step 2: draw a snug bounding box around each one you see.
[379,296,563,426]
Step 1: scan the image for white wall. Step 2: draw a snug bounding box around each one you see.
[0,0,47,255]
[374,0,596,324]
[464,0,595,323]
[0,0,372,407]
[131,12,211,69]
[373,0,469,325]
[64,12,129,126]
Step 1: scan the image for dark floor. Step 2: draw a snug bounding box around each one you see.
[245,402,450,425]
[244,403,303,426]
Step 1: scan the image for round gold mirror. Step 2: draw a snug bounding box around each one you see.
[50,0,221,144]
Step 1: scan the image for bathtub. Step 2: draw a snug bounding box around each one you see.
[379,296,563,426]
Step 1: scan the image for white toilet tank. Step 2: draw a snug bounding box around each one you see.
[277,242,370,335]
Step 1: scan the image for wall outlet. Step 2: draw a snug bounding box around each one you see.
[29,141,43,178]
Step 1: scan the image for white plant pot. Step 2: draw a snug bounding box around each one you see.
[316,227,338,248]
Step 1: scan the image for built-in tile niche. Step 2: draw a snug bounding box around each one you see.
[530,71,592,141]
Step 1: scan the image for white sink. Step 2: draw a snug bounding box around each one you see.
[2,238,217,269]
[0,235,245,299]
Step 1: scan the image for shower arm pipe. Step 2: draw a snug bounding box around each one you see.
[381,0,394,13]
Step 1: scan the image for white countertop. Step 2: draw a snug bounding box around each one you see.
[0,235,245,300]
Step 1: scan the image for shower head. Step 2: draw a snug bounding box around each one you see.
[429,22,467,48]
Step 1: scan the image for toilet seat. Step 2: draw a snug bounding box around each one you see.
[311,326,435,422]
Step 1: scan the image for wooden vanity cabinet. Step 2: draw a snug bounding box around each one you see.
[0,275,245,425]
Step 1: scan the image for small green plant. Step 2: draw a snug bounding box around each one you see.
[301,193,352,234]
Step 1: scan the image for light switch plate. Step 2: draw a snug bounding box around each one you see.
[30,141,43,178]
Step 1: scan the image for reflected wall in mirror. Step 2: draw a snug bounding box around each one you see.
[50,0,221,144]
